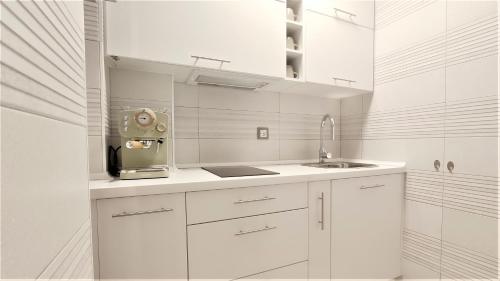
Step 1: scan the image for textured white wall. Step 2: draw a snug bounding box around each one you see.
[341,0,498,279]
[1,0,93,278]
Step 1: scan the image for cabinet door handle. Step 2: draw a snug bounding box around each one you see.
[191,55,231,69]
[447,161,455,173]
[360,184,385,189]
[333,7,357,18]
[318,192,325,230]
[235,225,277,236]
[234,196,276,204]
[112,207,173,218]
[434,160,441,171]
[332,77,356,84]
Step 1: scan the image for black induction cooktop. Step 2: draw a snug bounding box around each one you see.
[202,166,279,178]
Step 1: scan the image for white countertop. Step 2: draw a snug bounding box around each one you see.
[90,160,406,199]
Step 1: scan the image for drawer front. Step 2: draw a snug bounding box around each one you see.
[238,261,308,280]
[97,193,187,279]
[188,209,308,279]
[186,182,307,224]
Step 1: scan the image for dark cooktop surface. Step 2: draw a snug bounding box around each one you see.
[202,166,279,178]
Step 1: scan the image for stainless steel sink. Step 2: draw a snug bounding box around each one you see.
[302,161,377,168]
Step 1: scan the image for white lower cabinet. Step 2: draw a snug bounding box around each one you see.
[331,174,404,279]
[96,193,188,279]
[187,208,308,280]
[94,173,404,279]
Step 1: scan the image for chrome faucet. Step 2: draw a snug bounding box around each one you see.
[319,114,335,163]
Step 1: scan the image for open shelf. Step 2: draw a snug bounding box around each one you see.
[285,0,304,81]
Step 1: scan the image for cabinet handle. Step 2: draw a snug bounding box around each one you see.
[235,225,277,236]
[360,184,385,189]
[434,160,441,171]
[332,77,356,84]
[111,207,173,218]
[333,8,357,18]
[234,196,276,204]
[191,55,231,69]
[447,161,455,173]
[318,192,325,230]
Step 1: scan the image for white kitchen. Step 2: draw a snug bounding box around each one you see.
[1,0,498,280]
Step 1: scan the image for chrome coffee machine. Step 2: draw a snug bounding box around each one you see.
[119,108,169,179]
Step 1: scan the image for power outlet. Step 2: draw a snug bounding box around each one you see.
[257,127,269,139]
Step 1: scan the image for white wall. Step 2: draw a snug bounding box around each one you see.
[1,0,93,278]
[174,83,340,166]
[341,0,498,279]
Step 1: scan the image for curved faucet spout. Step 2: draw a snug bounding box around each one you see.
[319,114,335,163]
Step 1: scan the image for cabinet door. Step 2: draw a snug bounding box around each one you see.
[105,0,285,78]
[305,0,374,28]
[97,193,187,279]
[305,10,373,91]
[308,181,331,279]
[332,174,403,279]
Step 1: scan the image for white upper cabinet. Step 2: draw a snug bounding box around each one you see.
[305,9,374,91]
[304,0,374,28]
[105,0,285,78]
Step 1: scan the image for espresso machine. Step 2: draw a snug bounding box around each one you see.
[118,108,169,179]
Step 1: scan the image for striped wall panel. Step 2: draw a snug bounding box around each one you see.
[84,0,101,42]
[445,95,499,137]
[443,173,499,218]
[402,229,442,274]
[441,240,498,280]
[375,13,498,86]
[447,14,498,67]
[375,0,438,29]
[87,88,102,136]
[1,1,87,127]
[405,169,444,206]
[1,0,92,278]
[37,220,93,279]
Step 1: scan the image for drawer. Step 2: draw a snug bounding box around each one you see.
[97,193,187,279]
[238,261,308,280]
[186,182,307,224]
[187,208,308,279]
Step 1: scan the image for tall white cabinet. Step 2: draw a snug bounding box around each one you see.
[105,0,285,78]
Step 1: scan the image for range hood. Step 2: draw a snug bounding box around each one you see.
[187,70,270,90]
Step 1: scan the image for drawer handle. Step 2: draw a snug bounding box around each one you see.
[191,55,231,69]
[333,7,357,18]
[111,207,173,218]
[235,225,277,236]
[332,77,356,84]
[360,184,385,190]
[318,192,325,230]
[234,196,276,204]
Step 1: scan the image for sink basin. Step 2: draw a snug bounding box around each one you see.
[302,161,377,168]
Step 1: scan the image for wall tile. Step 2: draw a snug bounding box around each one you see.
[174,83,198,107]
[199,139,280,163]
[198,85,279,112]
[199,109,279,139]
[175,138,199,165]
[279,140,339,161]
[445,137,499,177]
[174,107,198,139]
[405,200,443,239]
[85,40,100,89]
[110,68,172,102]
[279,93,340,115]
[340,140,362,159]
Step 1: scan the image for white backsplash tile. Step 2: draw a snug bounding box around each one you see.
[279,139,338,161]
[279,93,340,115]
[175,138,200,164]
[199,139,280,163]
[174,107,198,139]
[174,83,199,107]
[198,85,280,112]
